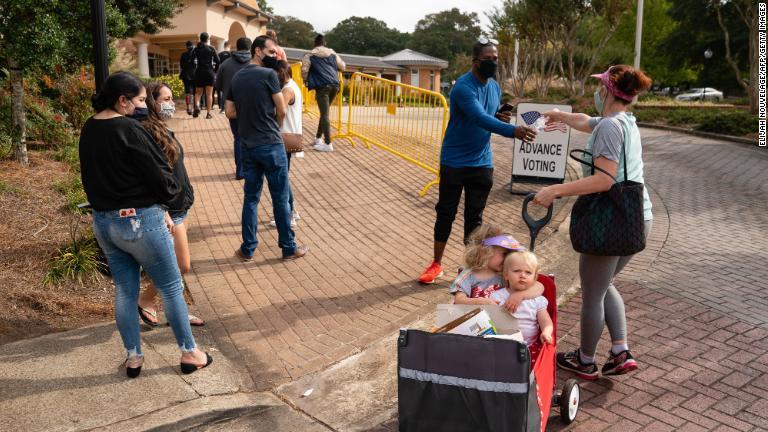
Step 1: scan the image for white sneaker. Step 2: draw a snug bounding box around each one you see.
[313,138,324,150]
[269,217,297,227]
[292,211,301,220]
[315,142,334,152]
[295,151,305,158]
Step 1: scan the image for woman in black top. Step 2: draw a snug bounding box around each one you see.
[136,81,205,327]
[192,32,220,119]
[80,71,212,378]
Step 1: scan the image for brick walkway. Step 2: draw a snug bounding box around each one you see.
[372,129,768,432]
[172,112,575,391]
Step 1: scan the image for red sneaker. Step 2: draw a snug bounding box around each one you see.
[418,261,444,284]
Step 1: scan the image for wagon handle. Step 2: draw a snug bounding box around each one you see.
[522,193,553,252]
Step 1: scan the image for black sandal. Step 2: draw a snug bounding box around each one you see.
[125,356,143,378]
[180,352,213,374]
[138,306,159,327]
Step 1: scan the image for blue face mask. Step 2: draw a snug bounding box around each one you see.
[593,87,604,115]
[129,106,149,121]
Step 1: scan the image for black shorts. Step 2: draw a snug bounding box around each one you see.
[194,69,215,88]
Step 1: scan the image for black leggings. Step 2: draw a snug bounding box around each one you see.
[434,165,494,244]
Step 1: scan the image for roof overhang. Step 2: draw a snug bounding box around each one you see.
[207,0,272,23]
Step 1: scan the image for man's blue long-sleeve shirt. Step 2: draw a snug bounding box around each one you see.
[440,72,517,168]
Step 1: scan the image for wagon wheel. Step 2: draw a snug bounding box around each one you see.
[559,379,580,424]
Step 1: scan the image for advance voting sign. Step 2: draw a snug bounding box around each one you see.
[512,103,572,181]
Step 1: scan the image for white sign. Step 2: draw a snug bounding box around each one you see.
[512,103,572,180]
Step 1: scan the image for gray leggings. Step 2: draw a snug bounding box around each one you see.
[579,220,652,357]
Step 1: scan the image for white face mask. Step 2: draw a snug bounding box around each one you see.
[159,102,175,120]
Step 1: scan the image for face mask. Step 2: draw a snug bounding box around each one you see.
[128,106,149,121]
[477,59,498,79]
[262,54,279,69]
[159,102,175,120]
[594,88,604,115]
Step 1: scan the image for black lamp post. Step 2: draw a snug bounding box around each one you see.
[91,0,109,92]
[703,48,713,101]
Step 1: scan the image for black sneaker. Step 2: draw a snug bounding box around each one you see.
[601,349,638,376]
[556,349,599,380]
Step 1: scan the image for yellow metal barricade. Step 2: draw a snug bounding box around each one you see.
[290,62,344,139]
[335,72,449,196]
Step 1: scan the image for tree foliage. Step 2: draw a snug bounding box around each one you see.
[256,0,273,15]
[270,16,316,50]
[325,17,409,56]
[408,8,481,66]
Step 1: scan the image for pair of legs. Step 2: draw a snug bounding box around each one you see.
[92,206,208,370]
[315,86,338,144]
[230,119,242,179]
[183,80,195,115]
[432,166,495,263]
[578,220,653,359]
[239,143,299,258]
[137,212,202,326]
[194,85,214,117]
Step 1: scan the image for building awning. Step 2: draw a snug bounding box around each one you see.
[381,49,449,69]
[206,0,272,23]
[283,48,404,73]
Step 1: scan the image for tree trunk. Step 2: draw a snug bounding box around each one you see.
[748,4,758,115]
[9,59,28,167]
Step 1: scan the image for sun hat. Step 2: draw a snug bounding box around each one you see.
[590,66,634,102]
[482,235,526,251]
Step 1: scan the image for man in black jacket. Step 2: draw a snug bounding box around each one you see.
[217,37,252,180]
[216,40,232,113]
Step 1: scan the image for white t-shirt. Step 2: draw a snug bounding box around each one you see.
[490,289,548,345]
[281,79,302,134]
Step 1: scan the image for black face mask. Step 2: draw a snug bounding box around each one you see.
[262,55,279,69]
[128,106,149,121]
[477,59,498,79]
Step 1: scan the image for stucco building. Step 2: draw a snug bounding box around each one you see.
[118,0,270,77]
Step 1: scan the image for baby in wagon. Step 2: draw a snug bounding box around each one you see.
[491,250,554,367]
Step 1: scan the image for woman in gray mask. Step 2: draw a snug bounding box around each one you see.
[136,81,205,328]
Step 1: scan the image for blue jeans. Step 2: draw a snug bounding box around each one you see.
[92,205,196,357]
[240,143,297,257]
[230,119,242,179]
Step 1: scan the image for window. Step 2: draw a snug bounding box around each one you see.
[148,53,169,77]
[429,71,435,91]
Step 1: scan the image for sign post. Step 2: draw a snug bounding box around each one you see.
[509,103,572,195]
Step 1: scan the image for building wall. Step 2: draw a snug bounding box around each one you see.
[401,67,441,92]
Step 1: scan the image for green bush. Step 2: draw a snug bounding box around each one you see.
[44,227,105,287]
[53,140,80,171]
[53,175,87,213]
[49,69,95,131]
[150,74,185,100]
[695,111,758,136]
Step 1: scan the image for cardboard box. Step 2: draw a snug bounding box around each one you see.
[435,304,524,341]
[434,308,496,336]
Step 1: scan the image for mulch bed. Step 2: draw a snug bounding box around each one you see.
[0,151,114,345]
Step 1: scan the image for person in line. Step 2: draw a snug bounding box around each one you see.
[266,29,287,61]
[216,37,253,180]
[268,60,303,228]
[135,81,204,328]
[192,32,220,119]
[179,41,197,116]
[80,71,212,378]
[532,65,653,380]
[216,40,232,114]
[301,34,345,152]
[451,226,543,309]
[417,38,537,287]
[226,36,309,261]
[492,250,553,369]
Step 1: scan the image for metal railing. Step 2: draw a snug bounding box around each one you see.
[335,72,449,196]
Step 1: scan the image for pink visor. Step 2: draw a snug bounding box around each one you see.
[482,235,526,251]
[591,67,634,102]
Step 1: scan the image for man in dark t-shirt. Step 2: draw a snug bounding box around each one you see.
[226,35,308,262]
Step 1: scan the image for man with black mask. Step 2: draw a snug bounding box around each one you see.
[417,38,537,285]
[225,35,308,262]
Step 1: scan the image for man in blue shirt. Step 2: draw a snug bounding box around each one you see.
[418,39,537,284]
[226,36,309,262]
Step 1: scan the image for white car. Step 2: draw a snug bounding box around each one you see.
[675,87,723,102]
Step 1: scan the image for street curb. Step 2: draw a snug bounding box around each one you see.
[636,121,758,146]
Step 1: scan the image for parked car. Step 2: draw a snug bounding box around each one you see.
[675,87,723,102]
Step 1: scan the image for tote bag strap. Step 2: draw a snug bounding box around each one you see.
[568,114,629,183]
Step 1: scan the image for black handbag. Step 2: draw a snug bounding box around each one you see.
[569,121,646,256]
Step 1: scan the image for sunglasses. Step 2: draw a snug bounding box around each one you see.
[477,36,499,46]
